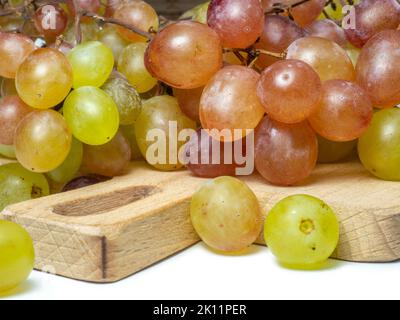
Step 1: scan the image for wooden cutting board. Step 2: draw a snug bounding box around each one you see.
[1,159,399,283]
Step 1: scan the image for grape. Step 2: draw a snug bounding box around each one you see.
[0,144,16,159]
[190,176,262,252]
[317,136,356,164]
[135,95,197,171]
[117,42,157,93]
[207,0,265,49]
[0,163,50,210]
[185,129,249,178]
[0,95,34,145]
[193,2,210,23]
[255,117,318,186]
[113,1,159,42]
[347,46,360,67]
[98,26,129,63]
[358,109,400,181]
[33,4,68,41]
[63,86,120,146]
[345,0,400,48]
[173,87,204,123]
[0,16,24,33]
[262,0,325,27]
[64,20,100,43]
[66,0,101,16]
[309,80,373,142]
[264,195,339,269]
[306,19,347,48]
[356,30,400,109]
[199,66,265,141]
[255,15,306,70]
[47,138,83,184]
[120,125,143,161]
[105,0,120,17]
[16,48,73,109]
[257,59,322,124]
[83,131,131,177]
[145,21,223,89]
[101,76,142,125]
[0,32,35,79]
[15,110,72,173]
[286,36,355,82]
[62,175,109,192]
[67,41,114,89]
[0,77,17,96]
[0,220,34,292]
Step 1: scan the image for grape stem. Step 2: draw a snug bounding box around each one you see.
[255,49,286,59]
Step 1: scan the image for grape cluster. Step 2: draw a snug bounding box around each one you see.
[0,0,400,286]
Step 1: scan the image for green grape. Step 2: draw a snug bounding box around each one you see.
[0,144,16,159]
[358,108,400,181]
[317,136,357,164]
[101,76,142,125]
[191,176,263,252]
[63,86,120,146]
[67,41,114,88]
[347,46,360,67]
[98,26,129,63]
[135,95,197,171]
[0,220,34,293]
[121,125,143,160]
[265,195,339,269]
[64,20,99,43]
[15,110,72,173]
[47,138,83,184]
[0,163,50,211]
[181,2,210,24]
[117,43,157,94]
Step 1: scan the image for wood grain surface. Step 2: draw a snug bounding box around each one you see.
[1,159,399,282]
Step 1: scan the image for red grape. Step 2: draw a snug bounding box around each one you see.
[207,0,265,49]
[66,0,101,16]
[255,117,318,186]
[306,19,347,48]
[33,4,68,40]
[173,87,204,123]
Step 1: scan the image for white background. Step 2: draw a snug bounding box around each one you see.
[2,242,399,300]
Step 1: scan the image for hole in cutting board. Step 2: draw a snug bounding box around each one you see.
[52,185,160,217]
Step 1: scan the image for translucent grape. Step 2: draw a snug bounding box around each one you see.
[117,42,157,93]
[356,30,400,108]
[98,25,129,63]
[317,136,356,164]
[255,15,306,70]
[15,110,72,173]
[66,0,101,16]
[200,66,265,141]
[264,195,339,269]
[0,77,17,96]
[262,0,325,27]
[309,80,373,142]
[181,1,210,24]
[0,95,34,145]
[16,48,73,109]
[358,109,400,181]
[67,41,114,89]
[286,36,355,82]
[0,163,49,210]
[191,176,262,252]
[145,21,223,89]
[0,16,24,33]
[306,19,347,48]
[0,220,34,292]
[0,32,35,79]
[135,95,197,171]
[63,86,120,146]
[344,0,400,48]
[185,129,249,178]
[33,4,68,40]
[64,20,99,43]
[0,144,16,159]
[255,117,318,186]
[113,1,159,42]
[257,59,322,124]
[101,76,142,125]
[173,87,204,123]
[83,131,131,177]
[120,125,143,161]
[207,0,265,49]
[47,138,83,184]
